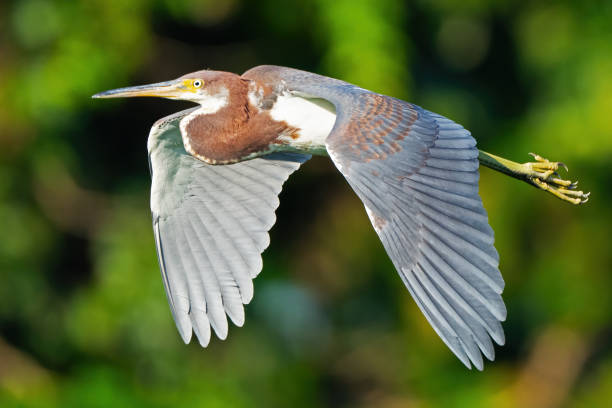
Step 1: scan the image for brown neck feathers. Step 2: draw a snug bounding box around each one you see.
[182,79,296,164]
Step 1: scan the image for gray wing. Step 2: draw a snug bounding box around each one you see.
[330,99,505,370]
[147,109,310,346]
[245,66,506,370]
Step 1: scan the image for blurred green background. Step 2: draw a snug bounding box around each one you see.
[1,0,611,407]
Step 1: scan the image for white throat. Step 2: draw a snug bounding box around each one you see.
[269,92,336,155]
[193,87,229,113]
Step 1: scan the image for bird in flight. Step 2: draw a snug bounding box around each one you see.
[93,66,588,370]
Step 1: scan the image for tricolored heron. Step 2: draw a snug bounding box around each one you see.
[93,66,588,370]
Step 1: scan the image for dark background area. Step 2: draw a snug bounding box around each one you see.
[1,0,611,406]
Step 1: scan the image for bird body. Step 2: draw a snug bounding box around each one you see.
[94,65,586,370]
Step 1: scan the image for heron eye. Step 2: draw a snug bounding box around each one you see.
[192,80,203,88]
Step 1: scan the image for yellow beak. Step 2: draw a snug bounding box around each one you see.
[92,79,184,99]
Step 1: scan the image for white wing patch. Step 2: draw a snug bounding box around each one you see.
[270,93,336,155]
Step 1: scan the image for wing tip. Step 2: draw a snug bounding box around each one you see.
[178,327,193,345]
[226,306,246,328]
[240,285,254,304]
[195,332,211,348]
[210,317,229,340]
[492,329,506,346]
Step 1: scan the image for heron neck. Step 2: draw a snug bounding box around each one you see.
[178,83,297,164]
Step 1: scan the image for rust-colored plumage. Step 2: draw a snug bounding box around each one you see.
[343,94,418,162]
[180,71,297,164]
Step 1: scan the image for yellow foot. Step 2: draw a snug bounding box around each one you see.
[524,153,589,205]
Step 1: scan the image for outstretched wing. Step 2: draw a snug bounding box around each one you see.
[327,96,506,370]
[244,66,506,370]
[147,109,310,346]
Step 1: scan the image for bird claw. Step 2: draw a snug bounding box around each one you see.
[527,152,569,174]
[523,153,589,205]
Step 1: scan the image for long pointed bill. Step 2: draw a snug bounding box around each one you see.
[92,79,184,99]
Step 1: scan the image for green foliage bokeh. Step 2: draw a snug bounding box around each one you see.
[0,0,611,407]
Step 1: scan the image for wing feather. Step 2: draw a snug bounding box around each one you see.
[148,110,310,345]
[154,219,193,343]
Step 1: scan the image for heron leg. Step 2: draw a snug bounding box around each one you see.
[477,150,590,205]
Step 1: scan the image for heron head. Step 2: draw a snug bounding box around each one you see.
[93,70,245,110]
